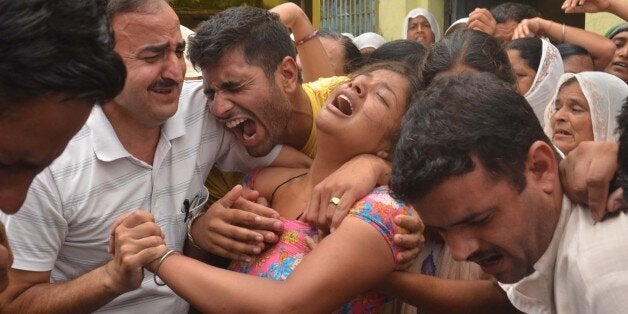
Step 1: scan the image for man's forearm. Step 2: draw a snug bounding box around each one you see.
[382,272,519,314]
[0,265,128,313]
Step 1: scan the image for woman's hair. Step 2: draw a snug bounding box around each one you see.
[505,37,543,72]
[319,30,364,74]
[367,40,428,71]
[557,43,592,60]
[422,29,515,87]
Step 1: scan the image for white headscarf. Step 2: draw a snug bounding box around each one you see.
[444,17,469,37]
[524,39,564,125]
[402,8,441,43]
[543,71,628,150]
[354,32,387,50]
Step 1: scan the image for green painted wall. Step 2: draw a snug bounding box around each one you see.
[585,12,623,36]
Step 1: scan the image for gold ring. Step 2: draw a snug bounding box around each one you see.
[330,196,341,206]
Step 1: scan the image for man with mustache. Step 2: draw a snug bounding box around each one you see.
[0,0,125,299]
[0,0,286,312]
[390,72,628,313]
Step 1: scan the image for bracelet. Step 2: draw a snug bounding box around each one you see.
[295,29,319,46]
[561,23,566,43]
[186,211,204,250]
[153,249,180,286]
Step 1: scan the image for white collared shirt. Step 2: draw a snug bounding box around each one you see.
[1,80,279,313]
[500,196,628,314]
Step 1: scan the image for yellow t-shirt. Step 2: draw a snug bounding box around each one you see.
[205,76,349,204]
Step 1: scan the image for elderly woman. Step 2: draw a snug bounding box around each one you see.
[544,71,628,156]
[402,8,440,47]
[505,38,564,124]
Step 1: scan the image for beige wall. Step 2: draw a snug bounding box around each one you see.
[585,12,624,36]
[378,0,444,41]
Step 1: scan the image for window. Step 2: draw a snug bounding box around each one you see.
[320,0,378,35]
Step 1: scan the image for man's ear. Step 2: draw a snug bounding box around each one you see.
[276,56,300,93]
[526,141,558,194]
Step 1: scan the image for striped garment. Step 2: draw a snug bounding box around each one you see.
[1,80,279,313]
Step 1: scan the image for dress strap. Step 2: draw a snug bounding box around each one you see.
[269,172,308,205]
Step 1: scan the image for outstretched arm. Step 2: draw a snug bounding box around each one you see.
[381,272,519,313]
[512,17,616,70]
[271,3,335,82]
[0,211,166,312]
[155,217,395,313]
[562,0,628,20]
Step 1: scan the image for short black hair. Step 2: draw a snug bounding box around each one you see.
[422,29,515,87]
[319,30,364,74]
[0,0,125,113]
[557,43,592,60]
[368,39,428,72]
[390,72,551,203]
[505,37,543,72]
[189,6,296,80]
[491,2,541,24]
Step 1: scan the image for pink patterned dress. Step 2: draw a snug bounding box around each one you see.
[230,185,412,313]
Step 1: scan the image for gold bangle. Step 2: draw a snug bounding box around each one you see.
[186,212,203,250]
[561,23,566,43]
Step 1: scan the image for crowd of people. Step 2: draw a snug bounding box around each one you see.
[0,0,626,313]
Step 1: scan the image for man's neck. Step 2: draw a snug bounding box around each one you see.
[102,102,161,165]
[281,86,313,151]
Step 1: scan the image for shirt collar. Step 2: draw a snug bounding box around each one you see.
[87,104,187,162]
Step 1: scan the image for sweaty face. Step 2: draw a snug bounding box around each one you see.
[412,160,557,284]
[507,49,536,95]
[550,81,594,155]
[316,69,409,156]
[563,55,594,73]
[605,31,628,82]
[407,16,435,47]
[203,50,292,157]
[110,3,186,127]
[0,95,92,214]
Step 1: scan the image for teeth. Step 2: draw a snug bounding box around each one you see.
[226,118,246,129]
[243,132,256,141]
[338,94,353,112]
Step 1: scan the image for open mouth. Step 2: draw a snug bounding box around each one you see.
[554,129,572,136]
[332,94,354,116]
[473,253,504,274]
[226,117,257,141]
[613,61,628,70]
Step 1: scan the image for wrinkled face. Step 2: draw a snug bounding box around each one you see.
[110,3,186,127]
[605,31,628,82]
[507,49,536,95]
[316,69,409,155]
[407,16,435,47]
[412,160,556,283]
[320,37,347,75]
[0,95,92,213]
[495,20,519,44]
[550,81,594,155]
[203,49,292,157]
[563,55,594,73]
